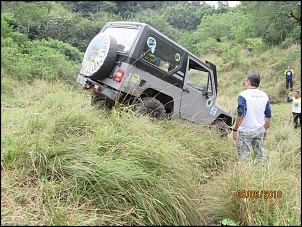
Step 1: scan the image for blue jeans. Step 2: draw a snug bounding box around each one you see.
[236,127,266,164]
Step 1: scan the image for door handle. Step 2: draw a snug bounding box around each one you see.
[183,88,190,93]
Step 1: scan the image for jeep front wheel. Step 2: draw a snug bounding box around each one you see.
[133,97,166,121]
[211,119,230,138]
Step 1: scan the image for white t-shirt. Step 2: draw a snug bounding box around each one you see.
[291,98,301,113]
[237,88,271,132]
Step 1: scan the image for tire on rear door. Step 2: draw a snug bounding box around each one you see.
[80,32,118,80]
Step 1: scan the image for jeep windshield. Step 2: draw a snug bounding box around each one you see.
[103,27,139,52]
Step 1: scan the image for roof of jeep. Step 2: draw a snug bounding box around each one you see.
[104,22,191,56]
[104,21,214,72]
[104,21,180,45]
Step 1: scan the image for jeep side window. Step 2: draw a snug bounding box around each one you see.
[103,27,139,52]
[187,59,212,94]
[141,35,181,72]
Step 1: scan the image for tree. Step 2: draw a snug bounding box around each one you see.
[7,2,48,38]
[239,1,301,45]
[163,2,210,31]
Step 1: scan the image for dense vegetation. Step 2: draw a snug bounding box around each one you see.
[1,1,301,226]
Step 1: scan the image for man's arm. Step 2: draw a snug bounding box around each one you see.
[287,92,293,102]
[232,115,243,140]
[232,115,243,131]
[263,100,272,139]
[264,117,271,139]
[264,117,270,131]
[232,95,246,140]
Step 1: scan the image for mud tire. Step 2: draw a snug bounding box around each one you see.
[211,119,230,139]
[133,97,166,121]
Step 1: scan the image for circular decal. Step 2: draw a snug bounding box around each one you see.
[80,33,111,76]
[175,53,181,62]
[207,99,212,107]
[131,73,140,84]
[147,37,156,53]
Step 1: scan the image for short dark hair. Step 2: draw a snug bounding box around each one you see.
[247,73,260,87]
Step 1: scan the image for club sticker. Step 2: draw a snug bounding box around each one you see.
[147,37,156,53]
[131,73,140,84]
[210,106,217,116]
[207,99,213,107]
[175,53,181,62]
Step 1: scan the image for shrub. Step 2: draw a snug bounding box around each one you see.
[33,38,83,62]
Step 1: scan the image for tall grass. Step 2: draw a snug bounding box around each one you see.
[1,43,301,226]
[2,75,301,226]
[1,78,224,225]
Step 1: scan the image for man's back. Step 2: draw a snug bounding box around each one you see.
[238,88,269,131]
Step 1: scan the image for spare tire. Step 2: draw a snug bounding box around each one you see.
[80,32,118,80]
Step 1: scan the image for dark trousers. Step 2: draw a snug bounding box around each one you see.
[293,112,301,128]
[286,79,293,90]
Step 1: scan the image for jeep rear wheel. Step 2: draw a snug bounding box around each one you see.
[133,97,166,121]
[80,32,118,80]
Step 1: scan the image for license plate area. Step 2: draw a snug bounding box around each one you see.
[76,75,87,85]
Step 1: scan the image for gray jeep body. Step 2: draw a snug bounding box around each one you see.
[77,21,234,128]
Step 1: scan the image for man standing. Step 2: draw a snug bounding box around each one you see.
[284,66,295,91]
[247,45,252,53]
[287,91,301,128]
[232,73,272,164]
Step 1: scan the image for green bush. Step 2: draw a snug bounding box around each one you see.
[1,13,13,38]
[33,38,83,62]
[28,45,80,81]
[1,37,79,82]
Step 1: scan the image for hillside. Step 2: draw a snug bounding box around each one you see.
[209,41,301,110]
[1,43,301,226]
[1,1,301,226]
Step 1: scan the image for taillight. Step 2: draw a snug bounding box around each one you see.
[93,85,99,92]
[113,69,124,82]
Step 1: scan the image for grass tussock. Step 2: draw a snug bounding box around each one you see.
[2,78,223,225]
[2,76,300,226]
[1,43,301,226]
[200,160,301,226]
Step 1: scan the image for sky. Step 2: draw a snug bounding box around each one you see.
[205,1,241,8]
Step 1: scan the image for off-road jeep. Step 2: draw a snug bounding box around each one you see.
[76,21,234,132]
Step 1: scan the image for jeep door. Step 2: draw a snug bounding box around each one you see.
[180,58,215,124]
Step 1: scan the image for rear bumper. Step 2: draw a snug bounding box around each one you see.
[77,74,118,103]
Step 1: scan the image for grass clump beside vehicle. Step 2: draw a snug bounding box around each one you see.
[1,76,301,226]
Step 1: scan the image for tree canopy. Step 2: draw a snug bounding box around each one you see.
[1,1,300,54]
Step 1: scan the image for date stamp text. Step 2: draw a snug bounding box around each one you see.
[236,190,283,199]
